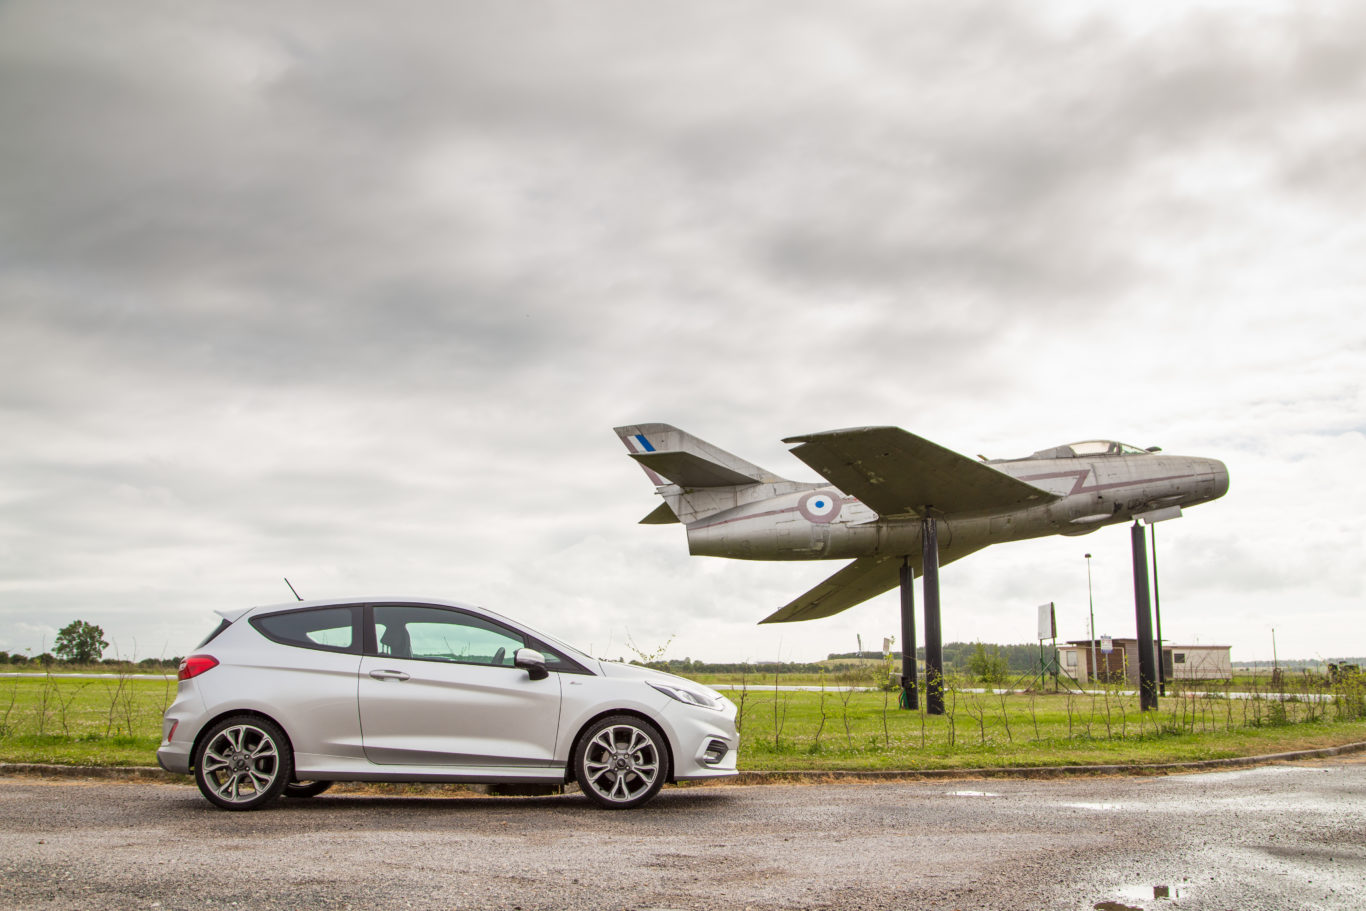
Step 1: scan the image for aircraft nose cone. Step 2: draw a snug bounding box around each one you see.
[1209,459,1230,500]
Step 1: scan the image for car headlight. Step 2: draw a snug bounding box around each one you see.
[648,681,724,711]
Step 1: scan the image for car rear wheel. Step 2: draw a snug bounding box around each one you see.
[194,715,292,811]
[573,715,668,809]
[283,780,333,799]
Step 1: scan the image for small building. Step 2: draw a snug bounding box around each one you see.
[1059,639,1232,686]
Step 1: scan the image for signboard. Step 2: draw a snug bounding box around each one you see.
[1101,636,1113,654]
[1037,602,1056,640]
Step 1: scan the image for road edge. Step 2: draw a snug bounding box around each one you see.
[731,737,1366,783]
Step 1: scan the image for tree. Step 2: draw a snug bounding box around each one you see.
[967,641,1008,685]
[53,620,109,664]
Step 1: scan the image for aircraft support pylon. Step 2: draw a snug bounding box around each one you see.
[922,517,945,715]
[899,557,918,710]
[1131,521,1159,711]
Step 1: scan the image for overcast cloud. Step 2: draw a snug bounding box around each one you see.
[2,0,1363,664]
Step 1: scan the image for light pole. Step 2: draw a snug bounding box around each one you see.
[1085,553,1097,686]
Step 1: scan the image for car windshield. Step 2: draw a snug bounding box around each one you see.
[469,603,597,666]
[533,630,596,665]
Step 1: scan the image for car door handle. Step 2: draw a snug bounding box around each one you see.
[368,669,410,681]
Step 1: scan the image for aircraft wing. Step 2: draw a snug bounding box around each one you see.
[783,426,1058,519]
[759,545,985,623]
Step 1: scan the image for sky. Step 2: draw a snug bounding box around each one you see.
[1,1,1362,665]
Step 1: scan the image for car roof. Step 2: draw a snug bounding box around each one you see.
[241,595,491,619]
[219,596,478,624]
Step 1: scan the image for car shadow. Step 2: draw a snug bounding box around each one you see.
[274,786,733,814]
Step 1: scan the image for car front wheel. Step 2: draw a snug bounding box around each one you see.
[194,715,292,811]
[573,715,669,809]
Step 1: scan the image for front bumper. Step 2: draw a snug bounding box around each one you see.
[658,699,740,782]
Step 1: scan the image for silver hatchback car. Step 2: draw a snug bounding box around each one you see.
[158,597,738,810]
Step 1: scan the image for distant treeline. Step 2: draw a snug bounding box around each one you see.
[0,652,182,669]
[639,642,1054,677]
[640,659,832,675]
[826,643,1049,674]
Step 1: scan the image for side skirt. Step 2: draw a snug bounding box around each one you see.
[292,754,566,784]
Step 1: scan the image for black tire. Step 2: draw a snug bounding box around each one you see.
[572,715,669,810]
[283,780,334,799]
[193,715,293,811]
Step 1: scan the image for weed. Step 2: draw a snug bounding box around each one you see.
[772,666,788,750]
[0,682,16,739]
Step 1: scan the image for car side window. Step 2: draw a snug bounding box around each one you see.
[251,606,357,653]
[373,605,524,666]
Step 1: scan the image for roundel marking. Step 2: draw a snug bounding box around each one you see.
[798,491,842,524]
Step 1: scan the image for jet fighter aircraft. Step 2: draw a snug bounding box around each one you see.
[616,423,1229,623]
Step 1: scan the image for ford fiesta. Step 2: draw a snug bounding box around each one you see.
[158,598,738,810]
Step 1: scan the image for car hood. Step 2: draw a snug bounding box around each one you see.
[594,661,724,699]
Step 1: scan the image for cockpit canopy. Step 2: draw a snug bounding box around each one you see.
[1027,440,1155,460]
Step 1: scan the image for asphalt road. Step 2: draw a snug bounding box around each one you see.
[2,758,1363,911]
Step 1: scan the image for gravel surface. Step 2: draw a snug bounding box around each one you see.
[2,758,1363,911]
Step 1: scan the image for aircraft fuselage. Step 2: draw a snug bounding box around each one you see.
[685,451,1228,562]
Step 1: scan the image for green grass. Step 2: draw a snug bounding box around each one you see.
[2,670,1364,772]
[731,685,1366,770]
[0,672,175,766]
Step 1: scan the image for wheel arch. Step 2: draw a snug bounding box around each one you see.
[564,708,677,784]
[189,708,296,773]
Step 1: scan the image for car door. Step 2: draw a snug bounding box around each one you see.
[358,604,562,767]
[243,605,365,762]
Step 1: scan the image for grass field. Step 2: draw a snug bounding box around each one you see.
[2,670,1363,771]
[0,672,175,766]
[724,676,1366,770]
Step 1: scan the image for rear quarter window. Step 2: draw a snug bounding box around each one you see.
[250,606,359,653]
[196,618,232,649]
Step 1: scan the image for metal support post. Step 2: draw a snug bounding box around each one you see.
[899,557,918,710]
[922,516,944,716]
[1085,553,1097,686]
[1131,521,1159,711]
[1151,523,1165,696]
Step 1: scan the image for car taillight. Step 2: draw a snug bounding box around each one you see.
[178,654,219,680]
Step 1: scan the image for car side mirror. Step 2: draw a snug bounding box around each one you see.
[514,648,549,681]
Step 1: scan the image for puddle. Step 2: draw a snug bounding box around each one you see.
[1094,883,1192,909]
[1063,802,1124,811]
[948,790,1000,797]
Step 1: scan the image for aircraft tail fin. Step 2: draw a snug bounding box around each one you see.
[614,423,786,524]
